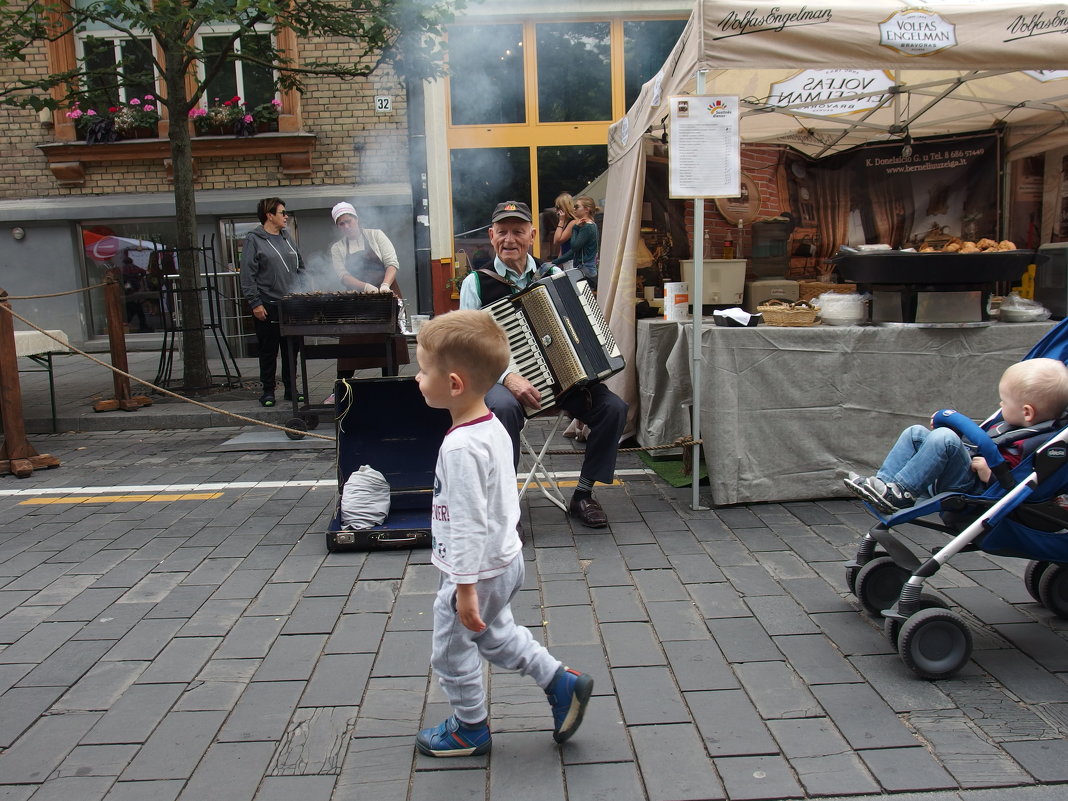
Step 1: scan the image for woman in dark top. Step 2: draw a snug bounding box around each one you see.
[553,195,600,288]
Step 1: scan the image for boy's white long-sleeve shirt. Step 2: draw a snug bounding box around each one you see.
[430,413,522,583]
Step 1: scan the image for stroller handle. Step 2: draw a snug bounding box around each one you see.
[932,409,1015,490]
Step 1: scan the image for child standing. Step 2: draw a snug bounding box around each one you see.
[846,357,1068,513]
[414,310,593,757]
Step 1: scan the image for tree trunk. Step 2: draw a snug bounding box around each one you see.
[164,54,210,390]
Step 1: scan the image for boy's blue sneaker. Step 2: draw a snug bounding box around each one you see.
[546,666,593,743]
[415,715,491,757]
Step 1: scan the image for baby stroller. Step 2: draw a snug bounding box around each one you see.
[844,318,1068,679]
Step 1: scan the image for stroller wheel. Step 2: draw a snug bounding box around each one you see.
[1037,564,1068,619]
[845,548,888,595]
[884,593,948,647]
[898,607,973,680]
[1024,560,1052,605]
[855,556,911,617]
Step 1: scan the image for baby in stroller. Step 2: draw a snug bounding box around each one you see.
[844,357,1068,514]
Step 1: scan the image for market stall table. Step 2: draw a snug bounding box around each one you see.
[636,319,1057,506]
[14,329,71,432]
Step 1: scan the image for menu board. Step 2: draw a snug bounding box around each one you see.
[668,95,740,199]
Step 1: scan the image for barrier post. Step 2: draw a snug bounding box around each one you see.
[93,276,150,412]
[0,288,61,477]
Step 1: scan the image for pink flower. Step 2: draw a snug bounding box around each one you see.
[271,99,282,107]
[144,105,155,112]
[87,109,97,116]
[129,98,140,105]
[188,107,207,118]
[66,109,83,119]
[243,114,253,123]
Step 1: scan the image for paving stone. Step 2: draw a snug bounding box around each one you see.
[544,604,598,646]
[82,683,186,745]
[210,569,273,601]
[383,592,436,631]
[253,775,336,801]
[541,578,591,608]
[941,586,1033,625]
[25,574,97,607]
[631,569,689,602]
[535,545,583,578]
[173,679,246,712]
[663,640,738,691]
[52,743,139,778]
[734,661,821,719]
[970,649,1068,703]
[705,617,783,663]
[714,754,805,800]
[722,564,789,598]
[811,682,920,749]
[601,622,666,667]
[15,638,112,687]
[811,611,897,656]
[857,746,959,792]
[563,761,644,801]
[743,595,820,636]
[992,622,1068,673]
[558,693,634,765]
[143,584,214,619]
[245,583,306,616]
[101,780,184,801]
[253,634,327,682]
[772,634,861,685]
[646,600,708,642]
[482,730,564,800]
[324,612,388,655]
[612,666,689,725]
[217,680,304,742]
[701,537,758,566]
[0,685,66,749]
[667,552,725,584]
[0,663,32,695]
[120,710,227,781]
[910,709,1034,788]
[687,689,777,757]
[371,630,430,678]
[351,676,427,738]
[0,710,101,783]
[300,653,374,708]
[848,654,956,712]
[0,622,84,664]
[584,553,634,588]
[177,740,277,801]
[409,765,486,801]
[590,586,648,623]
[342,580,398,614]
[150,547,214,575]
[72,601,154,642]
[52,661,147,716]
[333,735,412,801]
[1001,738,1068,781]
[767,718,880,797]
[271,706,358,776]
[215,616,286,660]
[136,636,221,684]
[18,776,114,800]
[631,723,725,800]
[688,582,750,619]
[102,618,184,662]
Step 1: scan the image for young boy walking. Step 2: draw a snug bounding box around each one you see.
[413,310,593,757]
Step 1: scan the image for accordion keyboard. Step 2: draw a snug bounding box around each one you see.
[576,280,621,359]
[484,298,557,413]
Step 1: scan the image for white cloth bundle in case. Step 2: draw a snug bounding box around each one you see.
[340,465,391,530]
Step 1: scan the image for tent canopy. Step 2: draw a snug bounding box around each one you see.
[600,0,1068,445]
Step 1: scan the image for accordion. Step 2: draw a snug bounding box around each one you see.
[483,269,625,416]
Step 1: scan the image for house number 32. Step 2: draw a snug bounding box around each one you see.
[375,96,392,113]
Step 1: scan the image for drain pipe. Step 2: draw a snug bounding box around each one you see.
[405,75,433,316]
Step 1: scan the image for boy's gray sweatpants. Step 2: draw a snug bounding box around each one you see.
[431,555,561,724]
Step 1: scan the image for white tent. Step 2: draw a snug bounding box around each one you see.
[599,0,1068,503]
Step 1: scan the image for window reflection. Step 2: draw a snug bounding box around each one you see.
[623,19,688,110]
[536,22,611,123]
[448,25,525,125]
[450,148,531,268]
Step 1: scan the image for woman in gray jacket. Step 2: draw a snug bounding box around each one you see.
[240,197,305,407]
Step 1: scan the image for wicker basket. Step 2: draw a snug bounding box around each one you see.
[797,281,856,302]
[757,299,820,327]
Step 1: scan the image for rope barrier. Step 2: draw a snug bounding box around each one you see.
[5,283,109,300]
[0,301,336,442]
[2,298,703,456]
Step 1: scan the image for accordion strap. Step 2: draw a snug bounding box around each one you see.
[476,268,514,287]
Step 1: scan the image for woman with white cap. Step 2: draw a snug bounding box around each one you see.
[326,202,409,399]
[329,202,401,294]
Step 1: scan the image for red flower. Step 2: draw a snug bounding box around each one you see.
[223,101,231,106]
[109,107,118,113]
[231,95,241,103]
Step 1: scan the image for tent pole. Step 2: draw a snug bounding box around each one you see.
[691,70,709,511]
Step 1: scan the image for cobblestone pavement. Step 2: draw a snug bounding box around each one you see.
[1,418,1067,801]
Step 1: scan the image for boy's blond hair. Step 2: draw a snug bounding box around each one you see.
[1001,358,1068,421]
[417,310,510,394]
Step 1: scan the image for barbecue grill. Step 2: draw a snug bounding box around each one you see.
[278,291,403,438]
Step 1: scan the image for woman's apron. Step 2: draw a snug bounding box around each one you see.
[338,238,409,374]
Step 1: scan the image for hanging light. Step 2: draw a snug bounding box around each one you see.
[901,133,913,159]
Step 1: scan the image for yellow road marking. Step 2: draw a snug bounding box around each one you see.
[19,492,225,505]
[516,479,623,489]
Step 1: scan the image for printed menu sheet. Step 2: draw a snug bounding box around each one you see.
[669,96,740,198]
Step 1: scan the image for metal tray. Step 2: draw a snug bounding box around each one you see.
[832,250,1043,285]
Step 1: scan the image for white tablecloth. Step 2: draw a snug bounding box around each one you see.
[14,330,71,358]
[636,319,1058,506]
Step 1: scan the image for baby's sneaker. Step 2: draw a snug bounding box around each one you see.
[546,666,593,744]
[415,715,491,757]
[856,476,915,513]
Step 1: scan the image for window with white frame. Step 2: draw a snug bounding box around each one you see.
[72,0,156,107]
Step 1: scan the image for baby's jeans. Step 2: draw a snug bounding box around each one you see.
[876,424,983,498]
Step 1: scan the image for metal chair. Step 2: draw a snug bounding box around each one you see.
[518,412,568,512]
